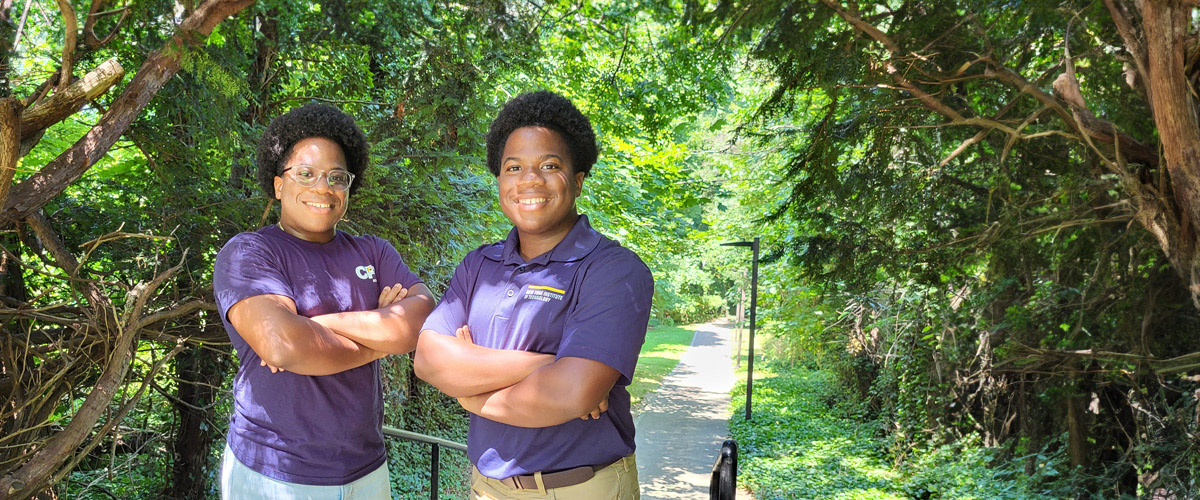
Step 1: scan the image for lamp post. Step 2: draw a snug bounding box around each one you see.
[721,237,759,421]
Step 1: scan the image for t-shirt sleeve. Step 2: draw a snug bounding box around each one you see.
[372,236,422,290]
[214,233,293,322]
[557,250,654,386]
[421,254,475,337]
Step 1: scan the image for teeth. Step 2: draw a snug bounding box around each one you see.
[518,198,547,205]
[305,202,332,208]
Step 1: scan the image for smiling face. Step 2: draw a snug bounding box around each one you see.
[497,126,586,260]
[273,137,349,243]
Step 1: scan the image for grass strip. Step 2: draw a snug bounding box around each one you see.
[629,324,697,414]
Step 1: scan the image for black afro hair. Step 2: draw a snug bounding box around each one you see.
[485,91,598,177]
[256,102,370,196]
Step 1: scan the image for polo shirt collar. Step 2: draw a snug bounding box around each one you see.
[493,214,602,266]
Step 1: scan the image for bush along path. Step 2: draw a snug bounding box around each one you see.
[730,363,1067,500]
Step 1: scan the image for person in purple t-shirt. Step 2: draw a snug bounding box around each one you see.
[415,91,654,499]
[213,103,434,499]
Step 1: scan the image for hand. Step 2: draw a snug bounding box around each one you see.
[378,283,409,308]
[580,394,609,420]
[260,359,285,373]
[455,325,473,344]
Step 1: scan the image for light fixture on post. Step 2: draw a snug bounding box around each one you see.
[721,237,759,421]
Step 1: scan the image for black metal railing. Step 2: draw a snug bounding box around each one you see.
[709,439,738,500]
[382,425,467,500]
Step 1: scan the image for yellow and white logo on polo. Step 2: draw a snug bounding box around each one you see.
[524,285,565,302]
[355,265,376,281]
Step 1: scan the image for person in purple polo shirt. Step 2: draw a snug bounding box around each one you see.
[415,91,654,499]
[213,103,435,499]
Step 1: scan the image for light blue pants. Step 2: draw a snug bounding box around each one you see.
[220,444,392,500]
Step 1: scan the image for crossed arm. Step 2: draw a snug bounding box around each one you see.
[414,326,618,428]
[228,283,435,376]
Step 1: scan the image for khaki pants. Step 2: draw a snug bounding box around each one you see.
[471,454,639,500]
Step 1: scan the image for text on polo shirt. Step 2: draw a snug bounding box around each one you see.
[525,285,565,302]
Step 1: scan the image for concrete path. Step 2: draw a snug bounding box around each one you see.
[636,321,751,500]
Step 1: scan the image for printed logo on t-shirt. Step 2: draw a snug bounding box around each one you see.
[524,285,565,302]
[355,265,376,282]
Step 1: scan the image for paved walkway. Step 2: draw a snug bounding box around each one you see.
[636,321,751,500]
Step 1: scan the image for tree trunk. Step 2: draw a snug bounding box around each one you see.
[1,0,13,99]
[1066,394,1090,469]
[1140,0,1200,302]
[0,98,18,207]
[168,321,228,500]
[231,9,280,195]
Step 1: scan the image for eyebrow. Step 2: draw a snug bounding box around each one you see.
[291,164,350,171]
[503,154,564,163]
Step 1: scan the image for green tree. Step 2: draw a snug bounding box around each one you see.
[1,2,253,498]
[692,0,1200,495]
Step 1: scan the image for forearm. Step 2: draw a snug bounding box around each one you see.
[414,331,553,397]
[262,315,384,376]
[457,367,604,428]
[311,287,435,355]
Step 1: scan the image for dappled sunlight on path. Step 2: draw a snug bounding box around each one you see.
[636,322,751,500]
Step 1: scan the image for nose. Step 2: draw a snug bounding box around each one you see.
[308,172,337,194]
[518,167,544,185]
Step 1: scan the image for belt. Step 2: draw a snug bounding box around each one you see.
[498,458,621,490]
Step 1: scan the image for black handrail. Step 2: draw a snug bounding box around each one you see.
[382,425,467,500]
[709,439,738,500]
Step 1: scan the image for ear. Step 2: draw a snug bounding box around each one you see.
[273,176,283,199]
[574,171,585,197]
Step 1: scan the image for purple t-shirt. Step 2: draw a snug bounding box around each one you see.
[422,215,654,479]
[213,225,421,485]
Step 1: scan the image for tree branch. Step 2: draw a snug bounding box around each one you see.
[1000,346,1200,376]
[1049,58,1160,167]
[0,0,256,229]
[50,340,187,488]
[84,1,130,48]
[816,0,900,54]
[134,298,214,332]
[1105,0,1152,103]
[820,0,976,126]
[18,58,124,143]
[939,129,990,167]
[24,211,78,276]
[53,0,77,93]
[122,249,188,329]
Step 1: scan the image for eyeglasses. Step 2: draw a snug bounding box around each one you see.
[280,165,355,191]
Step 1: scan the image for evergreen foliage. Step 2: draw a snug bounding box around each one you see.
[693,0,1200,496]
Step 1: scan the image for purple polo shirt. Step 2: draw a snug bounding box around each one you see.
[422,215,654,479]
[213,225,422,485]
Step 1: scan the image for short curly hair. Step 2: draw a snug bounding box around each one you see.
[256,103,370,196]
[485,91,598,177]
